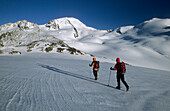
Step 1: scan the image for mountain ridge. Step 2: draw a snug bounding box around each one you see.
[0,17,170,71]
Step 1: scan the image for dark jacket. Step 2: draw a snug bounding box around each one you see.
[90,61,99,71]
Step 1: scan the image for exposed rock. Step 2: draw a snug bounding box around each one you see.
[45,19,60,30]
[0,50,3,54]
[9,51,21,55]
[67,47,84,55]
[57,48,65,53]
[45,47,53,52]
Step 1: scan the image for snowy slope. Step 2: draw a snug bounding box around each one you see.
[0,17,170,71]
[64,18,170,71]
[0,19,87,55]
[0,53,170,111]
[122,18,170,57]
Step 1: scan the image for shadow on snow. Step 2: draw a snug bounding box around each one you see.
[38,64,118,90]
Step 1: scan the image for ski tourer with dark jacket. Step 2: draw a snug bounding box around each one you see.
[89,57,99,80]
[110,58,129,91]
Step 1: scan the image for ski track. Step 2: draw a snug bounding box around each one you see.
[0,54,170,111]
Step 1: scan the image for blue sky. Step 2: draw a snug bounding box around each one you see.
[0,0,170,30]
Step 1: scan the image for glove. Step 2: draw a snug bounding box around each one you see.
[110,67,112,70]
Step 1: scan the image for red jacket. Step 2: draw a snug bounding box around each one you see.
[112,62,122,74]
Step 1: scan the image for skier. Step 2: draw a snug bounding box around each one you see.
[89,57,99,80]
[110,58,129,91]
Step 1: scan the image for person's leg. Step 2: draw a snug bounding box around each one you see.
[120,74,129,91]
[116,74,120,89]
[93,70,98,80]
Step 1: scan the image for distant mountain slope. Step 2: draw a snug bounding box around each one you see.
[121,18,170,57]
[0,17,170,71]
[0,18,88,55]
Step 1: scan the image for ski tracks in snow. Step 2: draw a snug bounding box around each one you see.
[1,55,170,111]
[39,63,93,111]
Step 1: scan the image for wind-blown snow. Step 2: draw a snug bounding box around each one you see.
[0,53,170,111]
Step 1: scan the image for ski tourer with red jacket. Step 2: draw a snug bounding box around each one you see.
[89,57,99,80]
[110,58,129,91]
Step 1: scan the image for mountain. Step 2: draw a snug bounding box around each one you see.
[0,17,170,71]
[122,18,170,57]
[0,18,88,55]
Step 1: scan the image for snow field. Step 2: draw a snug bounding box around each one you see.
[0,53,170,111]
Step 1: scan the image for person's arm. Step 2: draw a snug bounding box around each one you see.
[110,64,117,70]
[89,61,94,67]
[113,64,117,70]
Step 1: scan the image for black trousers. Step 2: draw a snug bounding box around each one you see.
[117,73,129,88]
[93,70,98,78]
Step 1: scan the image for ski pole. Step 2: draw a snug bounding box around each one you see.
[108,70,111,86]
[89,64,92,79]
[89,68,92,78]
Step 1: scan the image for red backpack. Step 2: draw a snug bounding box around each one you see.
[118,62,126,74]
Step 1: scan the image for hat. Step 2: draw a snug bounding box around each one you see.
[116,58,120,63]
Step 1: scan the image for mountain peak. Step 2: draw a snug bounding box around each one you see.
[134,18,170,35]
[0,17,170,71]
[0,20,38,32]
[45,17,95,30]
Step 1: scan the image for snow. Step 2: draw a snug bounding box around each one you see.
[1,17,170,72]
[0,53,170,111]
[1,17,170,111]
[115,26,134,34]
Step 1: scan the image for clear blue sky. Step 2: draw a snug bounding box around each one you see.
[0,0,170,30]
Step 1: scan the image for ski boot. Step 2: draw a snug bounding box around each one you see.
[116,86,120,90]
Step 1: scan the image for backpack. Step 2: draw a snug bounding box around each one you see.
[118,62,126,74]
[95,61,100,68]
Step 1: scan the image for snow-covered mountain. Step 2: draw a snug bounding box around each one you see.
[122,18,170,57]
[0,17,170,71]
[0,18,88,55]
[1,17,170,111]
